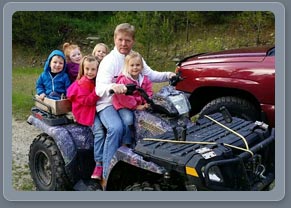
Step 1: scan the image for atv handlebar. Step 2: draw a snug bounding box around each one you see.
[109,84,137,95]
[169,73,184,86]
[109,73,183,94]
[108,73,183,104]
[109,84,154,105]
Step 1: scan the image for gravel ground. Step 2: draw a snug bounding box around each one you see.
[12,117,41,191]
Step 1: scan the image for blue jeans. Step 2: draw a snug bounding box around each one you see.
[91,115,105,164]
[98,105,123,179]
[118,108,134,145]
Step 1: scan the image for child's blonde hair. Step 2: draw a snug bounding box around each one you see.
[92,43,109,56]
[122,51,143,78]
[76,55,99,80]
[63,42,81,62]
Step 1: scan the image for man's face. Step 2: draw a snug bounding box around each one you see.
[114,32,134,55]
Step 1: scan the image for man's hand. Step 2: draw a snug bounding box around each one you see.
[111,84,127,94]
[168,72,176,79]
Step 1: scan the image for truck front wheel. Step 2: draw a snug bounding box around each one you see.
[199,96,260,121]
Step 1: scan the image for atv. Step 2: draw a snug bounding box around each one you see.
[27,75,275,191]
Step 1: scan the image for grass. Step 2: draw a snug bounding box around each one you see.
[12,67,41,121]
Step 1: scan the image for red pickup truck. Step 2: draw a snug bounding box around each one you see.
[175,46,275,127]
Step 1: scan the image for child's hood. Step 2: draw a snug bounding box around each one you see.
[44,50,67,73]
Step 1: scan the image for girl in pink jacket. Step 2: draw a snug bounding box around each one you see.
[112,52,153,146]
[67,55,105,180]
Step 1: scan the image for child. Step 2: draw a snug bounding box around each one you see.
[92,43,109,62]
[36,50,71,100]
[112,51,153,146]
[63,42,83,83]
[67,55,105,180]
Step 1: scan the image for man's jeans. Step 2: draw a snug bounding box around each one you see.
[91,115,105,163]
[98,105,123,179]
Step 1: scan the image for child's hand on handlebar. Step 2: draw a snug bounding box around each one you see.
[136,103,150,111]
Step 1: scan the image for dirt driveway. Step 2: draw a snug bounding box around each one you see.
[12,118,41,190]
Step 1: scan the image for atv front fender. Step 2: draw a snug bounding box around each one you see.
[27,115,94,165]
[108,146,166,177]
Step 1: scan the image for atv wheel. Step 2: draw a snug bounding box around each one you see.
[124,182,161,191]
[29,133,70,190]
[200,96,260,121]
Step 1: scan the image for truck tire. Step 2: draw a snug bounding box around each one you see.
[29,133,70,191]
[200,96,260,121]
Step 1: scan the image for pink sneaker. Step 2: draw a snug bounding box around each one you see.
[91,166,103,180]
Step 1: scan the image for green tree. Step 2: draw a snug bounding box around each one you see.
[238,11,275,46]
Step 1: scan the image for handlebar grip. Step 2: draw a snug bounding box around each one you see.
[169,74,184,86]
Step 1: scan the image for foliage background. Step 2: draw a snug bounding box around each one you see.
[13,11,275,69]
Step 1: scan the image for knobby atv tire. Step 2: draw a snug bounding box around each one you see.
[124,182,161,191]
[29,133,71,191]
[200,96,260,121]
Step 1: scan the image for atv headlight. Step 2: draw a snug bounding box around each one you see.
[168,94,190,115]
[208,166,224,183]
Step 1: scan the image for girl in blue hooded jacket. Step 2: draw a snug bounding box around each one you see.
[36,50,71,100]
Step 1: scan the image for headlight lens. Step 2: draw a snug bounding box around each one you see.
[168,94,190,115]
[208,166,224,183]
